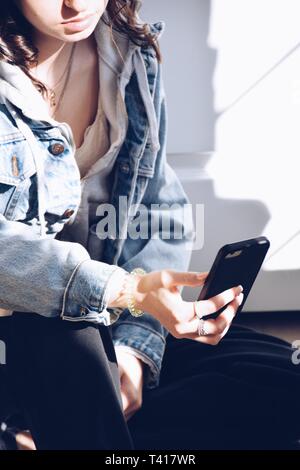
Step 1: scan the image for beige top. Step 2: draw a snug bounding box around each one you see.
[74,90,111,178]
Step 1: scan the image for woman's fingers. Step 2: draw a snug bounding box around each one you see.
[138,269,208,292]
[195,285,243,318]
[175,293,244,340]
[217,294,244,340]
[200,293,244,336]
[136,269,243,348]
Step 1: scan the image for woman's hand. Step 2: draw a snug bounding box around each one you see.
[115,347,144,421]
[109,269,243,346]
[131,270,244,345]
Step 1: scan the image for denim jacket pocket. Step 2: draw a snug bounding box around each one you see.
[0,134,36,221]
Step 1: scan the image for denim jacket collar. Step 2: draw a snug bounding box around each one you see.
[81,15,165,154]
[95,13,165,77]
[0,62,75,155]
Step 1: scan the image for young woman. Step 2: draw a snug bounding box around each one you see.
[0,0,299,450]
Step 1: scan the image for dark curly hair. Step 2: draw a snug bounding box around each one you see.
[0,0,162,98]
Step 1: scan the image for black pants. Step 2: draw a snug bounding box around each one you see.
[0,313,133,450]
[1,314,300,450]
[130,325,300,449]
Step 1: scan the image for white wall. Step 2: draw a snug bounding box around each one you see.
[141,0,214,154]
[141,0,300,311]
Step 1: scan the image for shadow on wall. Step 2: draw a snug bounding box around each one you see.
[191,0,218,152]
[180,165,300,312]
[182,169,270,304]
[143,0,300,311]
[141,0,219,153]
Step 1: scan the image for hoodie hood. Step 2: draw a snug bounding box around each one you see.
[0,14,165,124]
[0,15,165,153]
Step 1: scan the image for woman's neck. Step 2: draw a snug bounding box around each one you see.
[30,31,76,86]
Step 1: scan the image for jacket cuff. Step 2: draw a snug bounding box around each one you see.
[112,319,167,389]
[61,260,127,325]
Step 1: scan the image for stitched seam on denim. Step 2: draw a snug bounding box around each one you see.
[58,315,109,323]
[113,334,164,367]
[60,258,90,319]
[113,320,166,343]
[0,132,25,144]
[99,265,125,313]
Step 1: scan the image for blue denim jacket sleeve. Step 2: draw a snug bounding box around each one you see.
[111,62,195,389]
[0,214,126,324]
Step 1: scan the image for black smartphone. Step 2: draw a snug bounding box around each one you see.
[197,236,270,320]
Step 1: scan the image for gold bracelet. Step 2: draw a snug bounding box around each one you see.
[125,268,146,317]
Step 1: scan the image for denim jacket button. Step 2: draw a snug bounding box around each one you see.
[49,143,65,155]
[62,209,75,218]
[120,162,130,173]
[80,307,87,316]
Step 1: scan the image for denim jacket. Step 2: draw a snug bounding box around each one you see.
[0,17,194,388]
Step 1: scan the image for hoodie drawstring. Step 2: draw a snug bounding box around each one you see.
[132,49,160,154]
[5,101,47,238]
